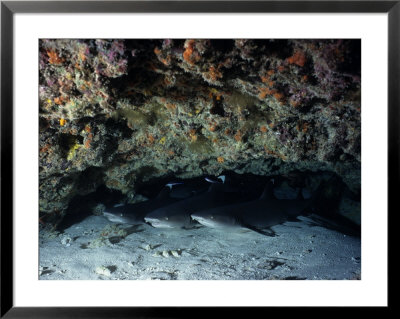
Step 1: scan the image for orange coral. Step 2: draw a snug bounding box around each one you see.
[258,87,273,99]
[189,129,197,142]
[234,130,242,142]
[40,144,51,153]
[259,86,282,101]
[183,40,200,65]
[260,125,268,133]
[217,156,224,163]
[287,51,306,67]
[85,133,93,149]
[290,99,301,108]
[154,47,161,55]
[148,134,155,144]
[183,40,195,63]
[59,118,66,126]
[297,122,309,133]
[260,72,275,88]
[79,51,86,62]
[47,50,64,65]
[165,103,176,111]
[273,92,285,102]
[54,96,64,105]
[264,146,287,161]
[160,57,171,66]
[260,75,269,83]
[208,65,223,81]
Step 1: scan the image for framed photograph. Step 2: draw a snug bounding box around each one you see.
[1,0,395,316]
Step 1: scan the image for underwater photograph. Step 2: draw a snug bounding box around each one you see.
[39,39,361,280]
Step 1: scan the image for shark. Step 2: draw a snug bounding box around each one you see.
[190,181,314,236]
[102,186,180,225]
[144,182,256,229]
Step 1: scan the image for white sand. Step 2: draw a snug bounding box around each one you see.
[39,215,361,280]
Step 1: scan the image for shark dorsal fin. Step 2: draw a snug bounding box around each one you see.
[205,175,225,184]
[259,181,274,200]
[165,182,183,189]
[218,175,226,183]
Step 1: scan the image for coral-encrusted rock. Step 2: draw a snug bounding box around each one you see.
[39,39,361,225]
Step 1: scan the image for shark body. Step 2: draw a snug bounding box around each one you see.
[144,183,256,229]
[103,187,180,225]
[191,182,313,236]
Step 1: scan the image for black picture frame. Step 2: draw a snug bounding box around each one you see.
[1,1,395,317]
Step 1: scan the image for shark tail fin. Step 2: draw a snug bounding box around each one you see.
[241,221,277,237]
[259,179,275,200]
[307,175,361,237]
[310,175,343,217]
[304,214,361,237]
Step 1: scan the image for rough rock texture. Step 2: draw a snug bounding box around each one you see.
[39,39,361,226]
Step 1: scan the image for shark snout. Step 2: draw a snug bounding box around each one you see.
[144,217,174,228]
[144,217,159,224]
[103,212,124,223]
[190,214,203,222]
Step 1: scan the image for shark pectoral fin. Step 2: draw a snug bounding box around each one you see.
[258,228,277,237]
[241,221,277,237]
[182,225,203,230]
[239,228,252,233]
[125,225,145,235]
[286,215,302,222]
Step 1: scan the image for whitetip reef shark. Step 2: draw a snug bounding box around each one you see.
[190,180,314,236]
[144,181,256,229]
[102,177,226,225]
[102,186,181,225]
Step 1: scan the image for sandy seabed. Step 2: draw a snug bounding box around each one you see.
[39,215,361,280]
